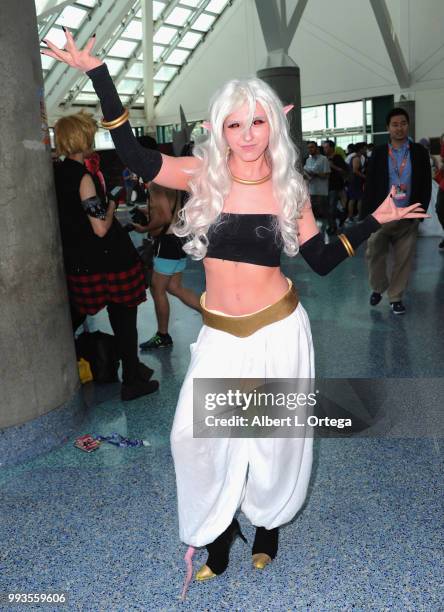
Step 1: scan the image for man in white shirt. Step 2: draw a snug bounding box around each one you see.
[303,141,330,231]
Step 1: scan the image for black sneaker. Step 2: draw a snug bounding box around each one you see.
[370,292,382,306]
[439,239,444,251]
[121,379,159,401]
[390,301,406,315]
[140,333,173,350]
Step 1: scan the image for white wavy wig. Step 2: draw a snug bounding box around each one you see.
[174,77,308,259]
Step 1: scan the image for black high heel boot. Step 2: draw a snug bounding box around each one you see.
[195,518,247,581]
[252,526,279,569]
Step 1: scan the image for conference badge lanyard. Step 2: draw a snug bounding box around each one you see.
[388,143,409,200]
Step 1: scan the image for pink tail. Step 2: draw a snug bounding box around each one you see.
[180,545,195,600]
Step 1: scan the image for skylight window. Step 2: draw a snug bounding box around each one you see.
[126,62,144,79]
[44,27,67,48]
[153,45,165,61]
[153,1,166,21]
[76,0,96,8]
[56,5,87,29]
[193,13,216,31]
[166,48,190,65]
[122,20,143,40]
[153,26,177,45]
[155,65,178,81]
[206,0,228,13]
[108,39,138,58]
[154,82,167,96]
[180,0,201,7]
[165,7,192,26]
[105,58,125,76]
[179,31,202,48]
[118,79,140,95]
[40,54,55,70]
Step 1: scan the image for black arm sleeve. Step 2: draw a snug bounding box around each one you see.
[299,215,381,276]
[86,64,162,182]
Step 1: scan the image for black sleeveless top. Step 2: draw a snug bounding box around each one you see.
[206,213,282,267]
[54,158,139,274]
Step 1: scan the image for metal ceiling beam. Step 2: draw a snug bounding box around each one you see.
[45,0,135,116]
[370,0,411,88]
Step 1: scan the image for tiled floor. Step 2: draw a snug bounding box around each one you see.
[1,237,443,611]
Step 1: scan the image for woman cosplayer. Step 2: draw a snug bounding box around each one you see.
[43,32,428,596]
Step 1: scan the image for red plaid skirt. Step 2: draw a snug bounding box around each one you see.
[67,261,147,315]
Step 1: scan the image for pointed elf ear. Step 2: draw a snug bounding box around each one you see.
[201,121,211,131]
[283,104,294,115]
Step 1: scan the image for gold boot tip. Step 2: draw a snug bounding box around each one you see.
[195,564,216,581]
[252,553,272,569]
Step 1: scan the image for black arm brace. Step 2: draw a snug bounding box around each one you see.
[86,64,162,182]
[299,215,381,276]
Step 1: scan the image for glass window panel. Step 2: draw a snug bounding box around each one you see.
[153,45,165,61]
[105,58,124,76]
[335,101,363,128]
[153,1,166,20]
[76,93,98,102]
[166,48,190,65]
[155,65,178,81]
[165,7,192,26]
[76,0,96,7]
[95,130,115,150]
[206,0,228,13]
[154,82,167,96]
[40,54,55,70]
[192,13,216,31]
[108,39,138,58]
[56,6,87,29]
[179,31,202,48]
[154,26,177,44]
[126,62,144,79]
[122,20,143,40]
[327,104,334,128]
[118,79,140,94]
[119,95,131,105]
[81,82,95,93]
[301,106,326,131]
[135,96,145,104]
[180,0,201,6]
[45,27,67,49]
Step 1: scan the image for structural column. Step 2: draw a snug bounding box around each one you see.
[256,66,303,151]
[0,0,83,462]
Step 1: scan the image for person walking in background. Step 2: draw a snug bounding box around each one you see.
[303,141,330,234]
[345,142,367,224]
[323,140,348,235]
[132,183,201,350]
[362,108,432,314]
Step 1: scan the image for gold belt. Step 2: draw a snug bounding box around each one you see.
[200,279,299,337]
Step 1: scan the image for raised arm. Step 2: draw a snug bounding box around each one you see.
[42,30,200,190]
[298,187,429,276]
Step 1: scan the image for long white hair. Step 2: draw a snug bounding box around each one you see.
[174,77,307,259]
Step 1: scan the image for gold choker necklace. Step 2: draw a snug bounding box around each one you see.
[228,167,272,185]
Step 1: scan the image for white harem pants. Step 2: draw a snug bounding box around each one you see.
[170,302,315,547]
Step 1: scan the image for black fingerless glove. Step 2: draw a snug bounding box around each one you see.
[299,215,381,276]
[86,64,162,182]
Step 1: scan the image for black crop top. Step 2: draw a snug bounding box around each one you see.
[206,213,282,267]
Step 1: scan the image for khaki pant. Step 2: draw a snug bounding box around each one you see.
[365,219,419,302]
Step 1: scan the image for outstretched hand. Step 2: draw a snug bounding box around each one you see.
[41,28,102,73]
[372,186,431,225]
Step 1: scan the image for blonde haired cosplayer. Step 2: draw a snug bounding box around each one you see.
[175,77,308,260]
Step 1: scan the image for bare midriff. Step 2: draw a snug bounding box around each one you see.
[203,258,289,315]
